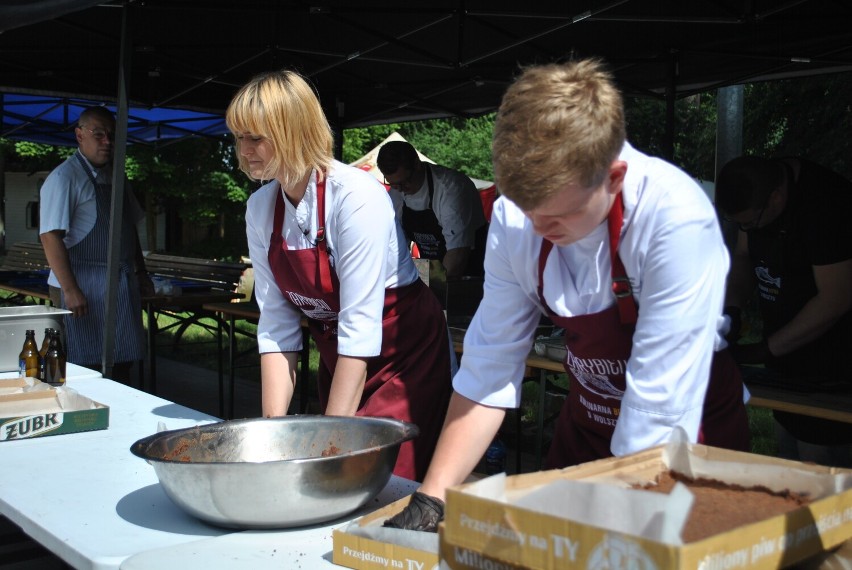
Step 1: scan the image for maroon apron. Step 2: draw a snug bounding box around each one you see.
[267,175,453,481]
[542,193,750,468]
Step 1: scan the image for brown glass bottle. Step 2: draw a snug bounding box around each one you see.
[18,329,39,378]
[43,331,66,387]
[39,327,54,380]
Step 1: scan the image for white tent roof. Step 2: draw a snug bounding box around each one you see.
[348,132,494,191]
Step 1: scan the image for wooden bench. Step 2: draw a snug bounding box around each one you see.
[143,253,249,296]
[140,253,249,394]
[1,241,50,272]
[141,252,250,342]
[0,241,51,305]
[746,383,852,424]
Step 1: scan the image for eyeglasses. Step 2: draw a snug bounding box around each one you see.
[79,127,115,141]
[724,191,771,232]
[383,169,415,190]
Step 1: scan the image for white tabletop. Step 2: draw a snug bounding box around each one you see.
[119,477,419,570]
[1,373,224,570]
[0,362,102,381]
[0,372,418,570]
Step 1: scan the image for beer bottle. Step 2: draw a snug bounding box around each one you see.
[39,327,54,380]
[43,331,66,387]
[18,329,39,378]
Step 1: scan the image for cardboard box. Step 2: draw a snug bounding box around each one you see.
[439,528,528,570]
[443,441,852,569]
[333,495,440,570]
[0,305,71,372]
[0,378,109,440]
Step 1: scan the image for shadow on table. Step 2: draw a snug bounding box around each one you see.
[150,403,221,422]
[115,484,223,536]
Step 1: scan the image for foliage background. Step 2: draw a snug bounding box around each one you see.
[2,72,850,259]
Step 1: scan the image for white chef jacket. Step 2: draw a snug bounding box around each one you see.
[246,160,420,358]
[390,163,487,250]
[453,143,733,457]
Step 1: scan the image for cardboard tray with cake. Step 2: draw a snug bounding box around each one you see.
[0,376,109,441]
[333,494,440,570]
[441,429,852,569]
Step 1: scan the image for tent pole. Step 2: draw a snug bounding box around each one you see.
[715,84,744,251]
[663,50,677,161]
[102,4,131,381]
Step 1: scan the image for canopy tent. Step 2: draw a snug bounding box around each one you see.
[2,1,851,132]
[2,0,850,377]
[1,93,228,147]
[349,131,497,221]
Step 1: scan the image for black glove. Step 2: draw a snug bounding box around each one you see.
[729,338,772,365]
[724,306,742,344]
[382,491,445,532]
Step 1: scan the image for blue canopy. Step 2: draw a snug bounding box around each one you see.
[1,93,229,147]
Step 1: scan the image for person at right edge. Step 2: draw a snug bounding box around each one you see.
[384,58,751,531]
[715,155,852,468]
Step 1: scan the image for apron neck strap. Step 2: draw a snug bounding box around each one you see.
[74,151,100,189]
[315,172,333,294]
[608,192,637,325]
[538,191,637,325]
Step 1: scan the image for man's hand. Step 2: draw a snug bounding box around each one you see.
[63,286,88,318]
[137,272,155,297]
[382,492,445,532]
[729,338,772,365]
[724,306,742,345]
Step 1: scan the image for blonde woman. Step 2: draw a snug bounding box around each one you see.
[227,70,454,481]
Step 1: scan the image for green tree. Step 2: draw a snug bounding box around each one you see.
[127,137,251,259]
[402,115,496,181]
[624,93,718,181]
[340,124,401,164]
[4,140,72,172]
[341,116,496,181]
[743,72,852,179]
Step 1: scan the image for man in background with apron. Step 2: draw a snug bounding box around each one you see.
[377,141,488,278]
[39,106,152,383]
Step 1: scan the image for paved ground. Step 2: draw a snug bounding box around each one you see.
[151,356,263,419]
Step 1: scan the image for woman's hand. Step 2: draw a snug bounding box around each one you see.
[324,355,368,416]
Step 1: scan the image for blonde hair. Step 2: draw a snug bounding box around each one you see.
[226,70,334,188]
[492,59,626,210]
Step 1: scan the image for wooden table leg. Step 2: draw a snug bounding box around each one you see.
[298,327,310,414]
[228,313,237,420]
[146,302,156,394]
[214,311,224,418]
[535,368,547,470]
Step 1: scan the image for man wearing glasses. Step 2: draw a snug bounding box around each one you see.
[377,141,488,279]
[39,106,153,383]
[716,155,852,467]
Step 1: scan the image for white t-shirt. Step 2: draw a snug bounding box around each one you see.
[453,143,733,457]
[246,160,419,358]
[390,163,487,250]
[39,152,144,287]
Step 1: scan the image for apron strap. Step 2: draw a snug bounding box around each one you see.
[315,173,334,294]
[425,163,435,208]
[537,191,637,324]
[537,239,554,313]
[608,192,638,325]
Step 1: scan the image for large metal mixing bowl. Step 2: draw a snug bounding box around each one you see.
[130,415,418,529]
